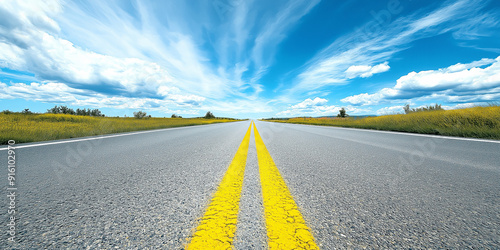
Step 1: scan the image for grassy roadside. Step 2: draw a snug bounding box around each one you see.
[264,106,500,140]
[0,113,241,144]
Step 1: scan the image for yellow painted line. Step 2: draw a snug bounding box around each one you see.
[187,122,253,249]
[253,122,319,249]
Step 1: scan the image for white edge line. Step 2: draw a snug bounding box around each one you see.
[0,121,247,151]
[261,120,500,144]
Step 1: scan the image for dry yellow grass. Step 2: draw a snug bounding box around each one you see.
[0,113,239,144]
[266,106,500,139]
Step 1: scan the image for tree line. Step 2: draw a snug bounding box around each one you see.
[2,106,222,120]
[47,105,105,116]
[2,106,105,116]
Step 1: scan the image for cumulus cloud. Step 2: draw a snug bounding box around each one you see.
[291,97,328,109]
[277,97,334,116]
[341,88,398,105]
[376,105,405,115]
[345,62,390,79]
[442,103,477,110]
[277,97,371,116]
[342,56,500,105]
[0,81,204,113]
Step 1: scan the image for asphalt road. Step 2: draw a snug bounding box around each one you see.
[1,120,499,248]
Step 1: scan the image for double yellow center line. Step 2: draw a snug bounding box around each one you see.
[187,121,318,249]
[187,122,251,249]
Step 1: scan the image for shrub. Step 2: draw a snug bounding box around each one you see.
[404,104,443,114]
[22,108,33,114]
[133,111,147,119]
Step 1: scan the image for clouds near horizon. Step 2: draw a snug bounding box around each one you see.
[342,56,500,105]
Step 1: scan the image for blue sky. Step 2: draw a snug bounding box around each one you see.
[1,0,500,118]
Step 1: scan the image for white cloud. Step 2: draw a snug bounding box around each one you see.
[442,103,477,110]
[446,58,496,72]
[0,79,273,116]
[0,0,211,104]
[0,68,37,82]
[0,0,323,117]
[53,0,321,101]
[207,0,321,97]
[290,0,496,94]
[376,105,405,115]
[291,97,328,109]
[342,56,500,105]
[341,88,398,105]
[202,99,273,116]
[250,0,320,74]
[0,81,82,102]
[277,97,371,117]
[345,62,390,79]
[0,81,204,113]
[452,11,500,40]
[277,97,336,116]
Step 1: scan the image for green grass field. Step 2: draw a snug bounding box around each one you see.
[0,114,240,144]
[265,106,500,140]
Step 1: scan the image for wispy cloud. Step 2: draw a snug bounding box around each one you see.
[452,11,500,40]
[0,69,37,82]
[54,0,233,99]
[288,0,495,94]
[250,0,320,76]
[56,0,321,101]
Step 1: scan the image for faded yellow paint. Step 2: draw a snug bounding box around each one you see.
[253,122,319,249]
[187,122,253,249]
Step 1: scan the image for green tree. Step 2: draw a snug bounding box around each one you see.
[47,105,75,115]
[204,111,215,119]
[90,109,103,117]
[337,108,347,118]
[48,105,61,114]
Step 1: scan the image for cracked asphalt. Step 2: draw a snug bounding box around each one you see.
[1,120,499,248]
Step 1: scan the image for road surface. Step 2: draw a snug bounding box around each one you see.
[1,120,499,248]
